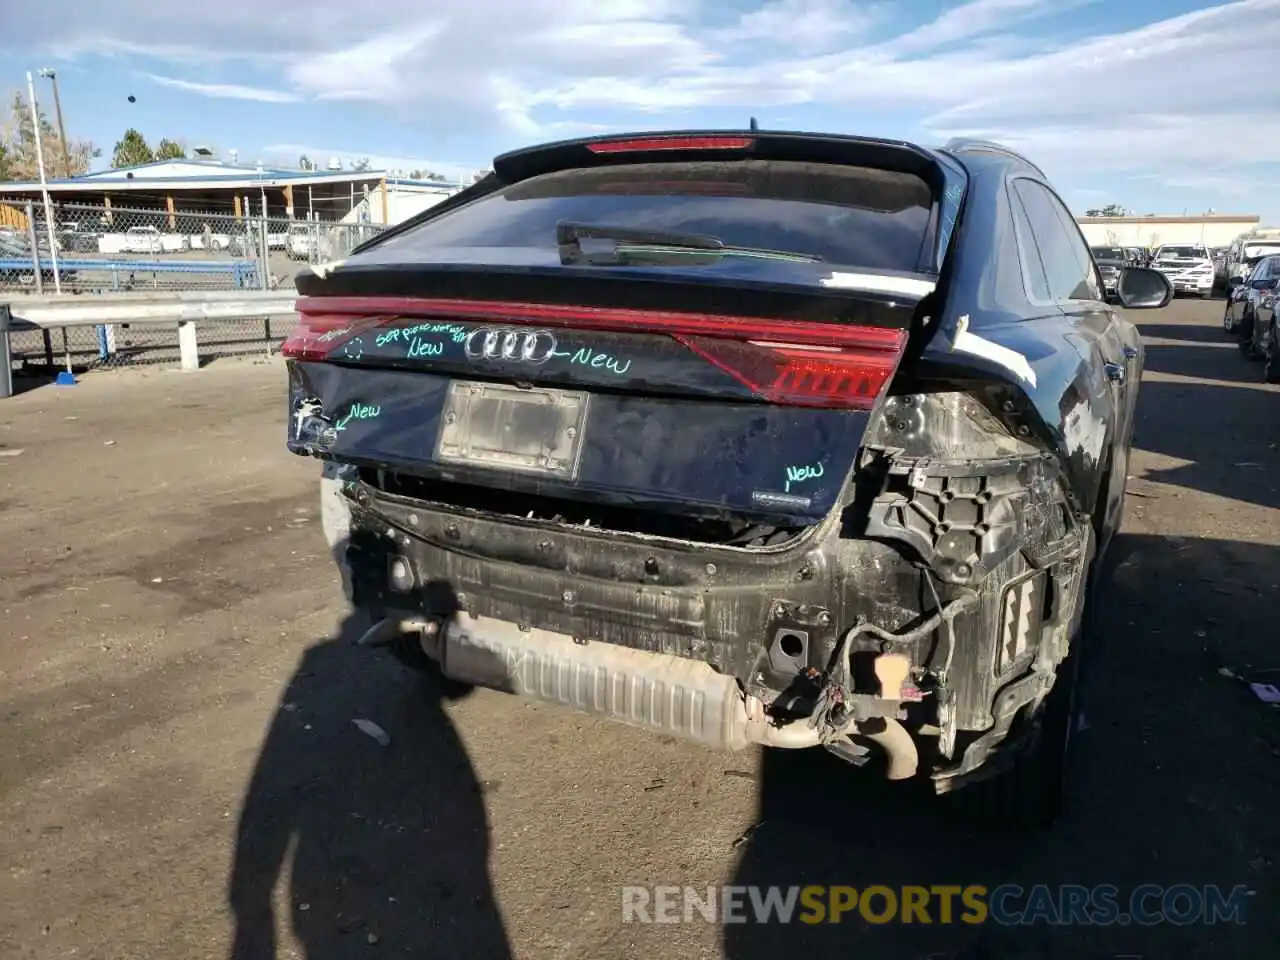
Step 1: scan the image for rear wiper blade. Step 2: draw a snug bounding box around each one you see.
[555,220,822,266]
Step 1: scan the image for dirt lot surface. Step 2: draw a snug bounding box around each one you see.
[2,299,1278,959]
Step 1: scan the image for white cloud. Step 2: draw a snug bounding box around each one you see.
[12,0,1280,211]
[142,73,300,103]
[714,0,886,55]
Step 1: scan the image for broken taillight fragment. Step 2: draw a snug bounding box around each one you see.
[280,313,381,361]
[676,332,906,409]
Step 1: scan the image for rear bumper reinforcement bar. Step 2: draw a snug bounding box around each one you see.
[360,613,823,751]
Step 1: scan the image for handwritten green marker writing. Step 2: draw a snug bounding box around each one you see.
[784,462,824,493]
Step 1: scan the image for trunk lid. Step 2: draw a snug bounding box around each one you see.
[285,145,954,539]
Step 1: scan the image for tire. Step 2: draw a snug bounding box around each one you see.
[1238,320,1259,358]
[1223,303,1235,333]
[1264,319,1280,384]
[968,644,1082,831]
[963,524,1101,831]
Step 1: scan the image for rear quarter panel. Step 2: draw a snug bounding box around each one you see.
[918,156,1132,519]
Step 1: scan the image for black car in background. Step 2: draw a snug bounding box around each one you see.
[1223,254,1274,337]
[282,131,1173,828]
[1226,253,1280,381]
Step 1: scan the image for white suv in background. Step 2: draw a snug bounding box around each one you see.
[1151,243,1215,298]
[1226,234,1280,286]
[286,223,317,261]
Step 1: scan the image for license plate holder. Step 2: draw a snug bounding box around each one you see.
[434,380,589,479]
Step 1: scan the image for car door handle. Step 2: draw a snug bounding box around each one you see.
[1104,361,1126,384]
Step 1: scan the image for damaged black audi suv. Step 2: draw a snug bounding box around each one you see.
[283,131,1172,827]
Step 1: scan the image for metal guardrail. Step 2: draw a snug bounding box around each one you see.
[3,290,298,385]
[7,289,297,327]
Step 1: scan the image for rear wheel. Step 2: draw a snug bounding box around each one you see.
[966,643,1081,831]
[1239,320,1259,358]
[964,522,1100,831]
[1223,303,1235,333]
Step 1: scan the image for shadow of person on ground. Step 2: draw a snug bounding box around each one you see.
[226,562,512,959]
[722,531,1280,959]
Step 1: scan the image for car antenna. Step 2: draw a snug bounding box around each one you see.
[749,116,759,131]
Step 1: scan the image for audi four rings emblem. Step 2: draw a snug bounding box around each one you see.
[464,327,558,364]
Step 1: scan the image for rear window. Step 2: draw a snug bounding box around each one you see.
[1091,247,1124,259]
[367,160,937,273]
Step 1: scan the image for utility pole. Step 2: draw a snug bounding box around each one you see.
[38,68,71,178]
[25,72,61,293]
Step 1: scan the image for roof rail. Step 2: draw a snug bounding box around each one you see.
[941,138,1045,176]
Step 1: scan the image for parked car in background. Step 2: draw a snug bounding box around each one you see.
[1224,230,1280,288]
[202,229,253,257]
[1227,254,1280,380]
[286,223,317,261]
[1222,255,1271,336]
[0,230,77,286]
[108,225,192,255]
[122,226,163,254]
[1212,247,1230,290]
[57,222,103,254]
[1090,245,1128,296]
[1151,243,1215,297]
[283,131,1172,828]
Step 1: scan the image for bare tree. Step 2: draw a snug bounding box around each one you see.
[1,89,97,178]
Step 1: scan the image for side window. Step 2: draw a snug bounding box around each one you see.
[1013,179,1101,302]
[1007,183,1051,302]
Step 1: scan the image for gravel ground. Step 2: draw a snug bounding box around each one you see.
[1,297,1277,960]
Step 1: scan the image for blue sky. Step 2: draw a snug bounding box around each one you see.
[3,0,1279,218]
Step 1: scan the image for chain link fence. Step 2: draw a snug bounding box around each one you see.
[0,200,387,297]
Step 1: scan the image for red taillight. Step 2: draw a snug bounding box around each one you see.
[676,334,905,409]
[586,136,754,154]
[288,296,907,409]
[280,312,379,360]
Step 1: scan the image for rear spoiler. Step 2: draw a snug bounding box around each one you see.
[354,130,969,270]
[494,130,952,189]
